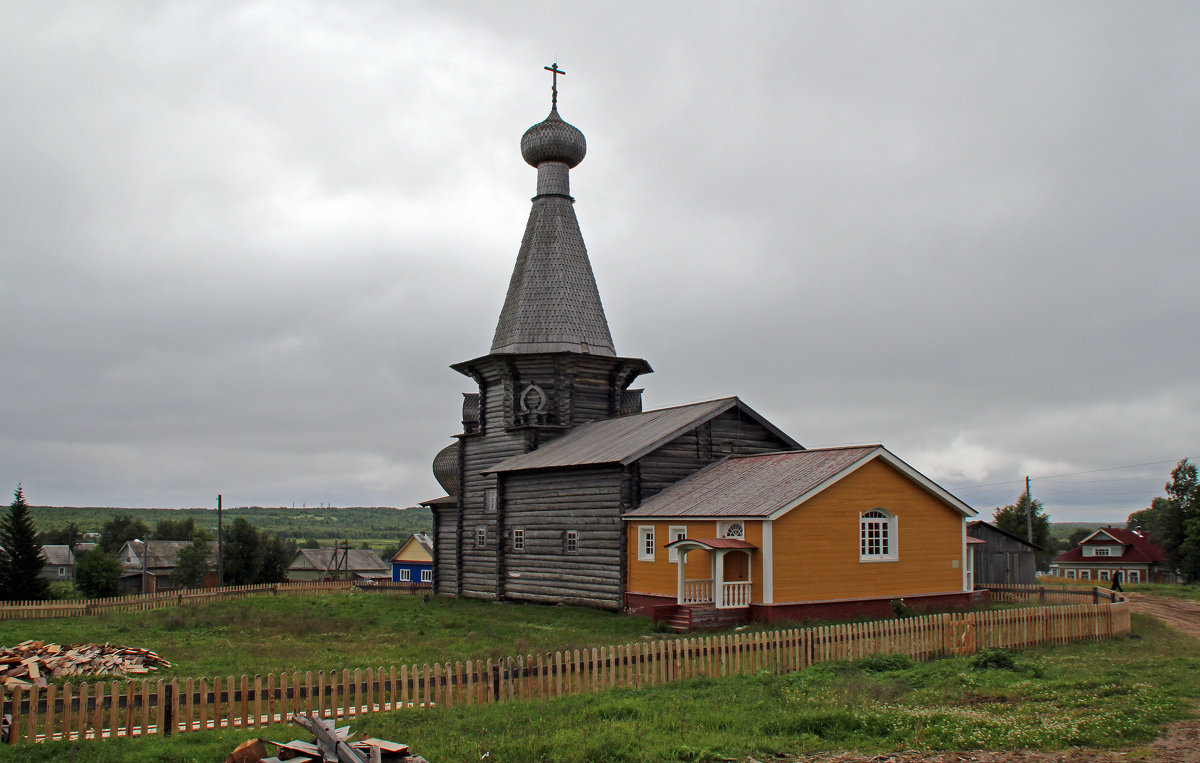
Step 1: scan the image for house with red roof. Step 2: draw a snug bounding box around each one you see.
[1049,527,1178,585]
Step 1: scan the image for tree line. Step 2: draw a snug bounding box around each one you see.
[1,485,295,601]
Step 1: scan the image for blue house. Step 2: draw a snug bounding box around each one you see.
[390,533,434,584]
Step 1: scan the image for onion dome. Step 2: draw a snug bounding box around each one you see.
[432,442,459,496]
[520,108,586,168]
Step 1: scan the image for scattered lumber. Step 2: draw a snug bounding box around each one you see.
[0,640,171,687]
[230,712,426,763]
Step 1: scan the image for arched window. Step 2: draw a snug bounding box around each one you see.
[860,509,897,562]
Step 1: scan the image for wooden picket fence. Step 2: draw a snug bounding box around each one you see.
[0,581,362,621]
[985,583,1122,606]
[1,598,1130,745]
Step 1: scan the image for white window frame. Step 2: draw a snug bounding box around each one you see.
[1126,570,1139,583]
[476,526,487,547]
[718,521,745,539]
[638,526,656,562]
[565,530,578,553]
[859,509,898,562]
[513,528,525,552]
[668,526,687,562]
[1094,547,1111,557]
[1079,569,1090,580]
[420,568,433,583]
[1099,570,1110,581]
[397,568,411,582]
[1066,569,1076,579]
[484,488,498,513]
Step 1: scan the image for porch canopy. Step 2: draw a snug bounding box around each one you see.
[665,537,757,609]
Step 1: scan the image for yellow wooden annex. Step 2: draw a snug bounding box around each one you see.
[623,446,976,617]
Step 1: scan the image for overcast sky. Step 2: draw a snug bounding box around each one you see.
[2,1,1197,522]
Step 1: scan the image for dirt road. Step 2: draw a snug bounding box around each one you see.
[778,594,1200,763]
[1125,592,1200,641]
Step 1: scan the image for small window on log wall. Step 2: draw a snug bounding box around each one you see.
[484,488,498,512]
[566,530,578,553]
[476,527,487,547]
[513,529,525,551]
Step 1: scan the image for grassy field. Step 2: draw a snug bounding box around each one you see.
[5,614,1197,763]
[0,591,659,678]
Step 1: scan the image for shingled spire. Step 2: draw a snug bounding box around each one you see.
[490,66,616,357]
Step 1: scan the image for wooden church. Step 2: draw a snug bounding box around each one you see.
[424,68,978,626]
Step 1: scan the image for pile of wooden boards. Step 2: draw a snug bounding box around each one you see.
[225,713,425,763]
[0,640,171,688]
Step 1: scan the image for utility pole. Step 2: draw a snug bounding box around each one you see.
[217,494,224,588]
[1025,475,1033,544]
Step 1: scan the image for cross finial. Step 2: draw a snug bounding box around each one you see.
[544,62,565,109]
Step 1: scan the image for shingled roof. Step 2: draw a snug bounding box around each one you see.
[624,445,977,519]
[490,107,616,357]
[484,397,799,474]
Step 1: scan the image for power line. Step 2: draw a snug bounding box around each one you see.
[952,458,1187,491]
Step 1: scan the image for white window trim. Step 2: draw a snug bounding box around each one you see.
[1099,570,1110,581]
[420,568,433,583]
[1079,569,1090,580]
[638,525,655,562]
[859,509,898,563]
[484,488,498,513]
[476,526,487,547]
[565,530,578,553]
[398,568,411,582]
[1127,570,1139,583]
[513,528,525,552]
[668,526,687,562]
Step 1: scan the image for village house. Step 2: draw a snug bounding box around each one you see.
[118,539,219,594]
[287,548,389,582]
[389,533,433,584]
[423,69,978,627]
[1049,527,1178,584]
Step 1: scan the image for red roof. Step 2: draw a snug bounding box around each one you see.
[1051,527,1167,565]
[665,538,757,551]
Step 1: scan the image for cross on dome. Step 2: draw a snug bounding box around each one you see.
[544,62,565,108]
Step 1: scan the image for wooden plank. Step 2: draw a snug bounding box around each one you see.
[183,677,194,732]
[197,678,207,733]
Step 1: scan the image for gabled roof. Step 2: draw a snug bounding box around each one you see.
[121,540,214,569]
[623,445,976,520]
[1051,526,1168,565]
[288,548,389,573]
[966,520,1040,550]
[40,545,74,566]
[391,533,433,563]
[484,397,799,474]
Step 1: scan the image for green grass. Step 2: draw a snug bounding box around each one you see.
[7,614,1198,762]
[0,591,657,678]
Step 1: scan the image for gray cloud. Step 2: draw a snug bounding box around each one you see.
[2,1,1196,522]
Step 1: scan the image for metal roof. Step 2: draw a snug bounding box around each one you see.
[624,445,977,519]
[289,548,389,573]
[665,538,757,551]
[484,397,798,474]
[40,545,74,566]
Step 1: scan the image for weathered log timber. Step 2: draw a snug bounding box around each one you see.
[423,76,801,611]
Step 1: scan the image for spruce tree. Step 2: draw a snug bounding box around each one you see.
[0,484,50,601]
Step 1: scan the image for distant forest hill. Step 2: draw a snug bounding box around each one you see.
[28,505,433,544]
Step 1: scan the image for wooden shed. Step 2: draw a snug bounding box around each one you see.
[966,520,1038,587]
